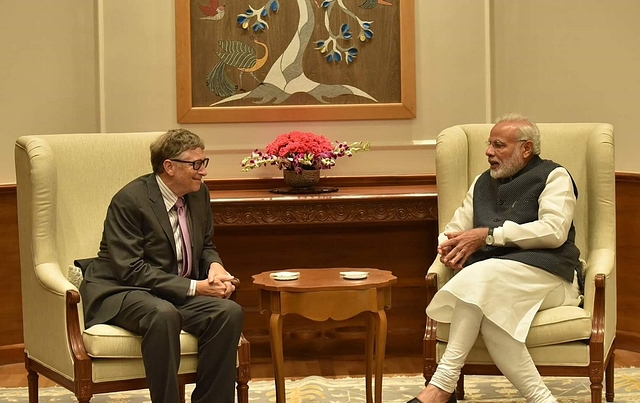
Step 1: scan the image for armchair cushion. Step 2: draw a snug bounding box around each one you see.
[436,305,592,348]
[82,325,198,358]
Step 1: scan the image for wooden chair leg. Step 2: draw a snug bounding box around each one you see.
[605,352,615,402]
[236,354,251,403]
[455,375,465,400]
[26,366,38,403]
[422,363,434,387]
[590,383,603,403]
[236,377,249,403]
[179,382,186,403]
[236,335,251,403]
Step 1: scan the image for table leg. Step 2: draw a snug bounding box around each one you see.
[269,313,285,403]
[374,310,387,403]
[365,313,375,403]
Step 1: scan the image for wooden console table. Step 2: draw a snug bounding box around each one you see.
[253,268,397,403]
[206,177,438,360]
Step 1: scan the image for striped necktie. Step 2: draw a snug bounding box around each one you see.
[174,197,192,278]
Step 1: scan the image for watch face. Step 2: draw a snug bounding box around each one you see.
[486,235,495,245]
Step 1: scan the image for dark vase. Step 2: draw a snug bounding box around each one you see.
[283,169,320,188]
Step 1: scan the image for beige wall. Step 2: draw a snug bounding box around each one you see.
[492,0,640,172]
[1,0,639,185]
[0,0,99,185]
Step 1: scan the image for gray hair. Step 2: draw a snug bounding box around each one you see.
[150,129,205,174]
[495,113,541,155]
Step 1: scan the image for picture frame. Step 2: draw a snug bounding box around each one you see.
[175,0,416,123]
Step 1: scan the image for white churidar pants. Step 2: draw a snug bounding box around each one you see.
[427,258,582,403]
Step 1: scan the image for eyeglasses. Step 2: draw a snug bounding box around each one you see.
[485,139,527,151]
[170,158,209,170]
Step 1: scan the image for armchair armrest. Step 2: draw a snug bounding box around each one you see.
[22,262,79,377]
[65,290,92,400]
[35,262,76,296]
[582,248,616,358]
[426,258,456,291]
[582,248,616,314]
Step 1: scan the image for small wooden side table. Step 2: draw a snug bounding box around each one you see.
[252,268,397,403]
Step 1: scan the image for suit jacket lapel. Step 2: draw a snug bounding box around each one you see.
[144,174,178,255]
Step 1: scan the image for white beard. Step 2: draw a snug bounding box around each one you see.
[490,150,525,179]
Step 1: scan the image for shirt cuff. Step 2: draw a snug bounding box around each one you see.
[492,226,504,246]
[187,280,196,297]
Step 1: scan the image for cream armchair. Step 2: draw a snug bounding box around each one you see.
[422,123,616,403]
[15,133,251,403]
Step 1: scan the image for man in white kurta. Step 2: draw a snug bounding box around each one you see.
[409,114,582,403]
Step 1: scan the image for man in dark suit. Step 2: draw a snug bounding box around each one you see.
[80,129,243,403]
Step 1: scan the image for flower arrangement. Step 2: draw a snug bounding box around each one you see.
[241,131,370,173]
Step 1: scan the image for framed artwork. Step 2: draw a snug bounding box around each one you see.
[175,0,415,123]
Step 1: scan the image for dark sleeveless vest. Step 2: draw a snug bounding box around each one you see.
[467,156,582,287]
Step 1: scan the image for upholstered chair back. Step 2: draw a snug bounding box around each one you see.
[15,132,162,374]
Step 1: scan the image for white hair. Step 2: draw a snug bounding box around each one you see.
[494,113,541,155]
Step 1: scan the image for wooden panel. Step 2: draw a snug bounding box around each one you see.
[615,174,640,351]
[0,187,22,365]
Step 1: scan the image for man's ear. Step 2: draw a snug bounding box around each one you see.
[522,141,534,159]
[163,159,175,176]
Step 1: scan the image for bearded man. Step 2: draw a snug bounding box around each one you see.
[408,114,583,403]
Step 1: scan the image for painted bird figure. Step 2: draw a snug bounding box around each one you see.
[199,0,225,20]
[206,37,269,98]
[359,0,392,9]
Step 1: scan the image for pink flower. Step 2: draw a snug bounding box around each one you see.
[264,131,333,157]
[240,131,370,173]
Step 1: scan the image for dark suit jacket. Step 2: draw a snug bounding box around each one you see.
[80,173,222,328]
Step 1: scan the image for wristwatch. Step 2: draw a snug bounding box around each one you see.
[485,227,495,246]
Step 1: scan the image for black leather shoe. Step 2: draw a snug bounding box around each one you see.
[407,393,457,403]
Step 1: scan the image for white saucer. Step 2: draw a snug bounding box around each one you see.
[340,271,369,280]
[269,271,300,281]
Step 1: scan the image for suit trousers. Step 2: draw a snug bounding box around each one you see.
[108,290,244,403]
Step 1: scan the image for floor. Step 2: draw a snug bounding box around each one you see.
[1,350,638,388]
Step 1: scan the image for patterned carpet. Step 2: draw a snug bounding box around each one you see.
[1,368,639,402]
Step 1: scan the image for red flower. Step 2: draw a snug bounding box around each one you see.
[264,131,333,157]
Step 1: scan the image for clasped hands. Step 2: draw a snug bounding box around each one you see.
[438,227,490,270]
[195,265,238,299]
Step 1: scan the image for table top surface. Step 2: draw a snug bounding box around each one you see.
[210,184,437,203]
[252,268,397,292]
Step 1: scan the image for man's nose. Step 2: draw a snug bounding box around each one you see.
[486,146,494,157]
